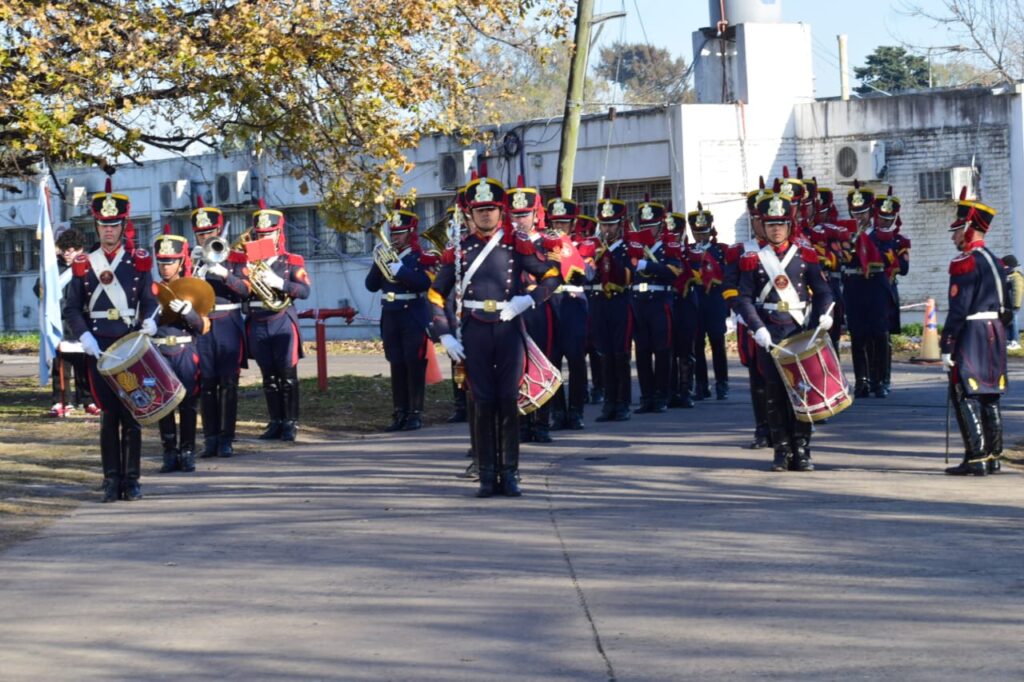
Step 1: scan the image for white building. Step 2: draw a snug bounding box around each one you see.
[1,7,1021,336]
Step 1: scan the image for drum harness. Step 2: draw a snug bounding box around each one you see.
[755,244,807,326]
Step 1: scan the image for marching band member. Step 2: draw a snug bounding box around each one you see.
[428,167,561,497]
[508,178,557,443]
[668,207,698,409]
[152,228,209,474]
[689,202,729,400]
[629,197,681,413]
[574,214,606,406]
[874,188,911,393]
[809,184,855,359]
[733,184,833,472]
[365,203,434,432]
[190,197,251,458]
[592,191,634,422]
[942,191,1009,476]
[63,179,159,502]
[246,200,312,442]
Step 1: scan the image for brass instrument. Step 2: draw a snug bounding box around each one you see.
[156,277,216,325]
[369,222,400,283]
[201,236,230,265]
[419,217,450,256]
[246,229,292,313]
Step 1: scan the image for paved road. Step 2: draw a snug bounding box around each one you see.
[0,360,1022,680]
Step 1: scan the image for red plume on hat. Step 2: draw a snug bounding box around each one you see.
[469,169,479,182]
[782,166,790,179]
[773,178,782,192]
[479,159,489,178]
[796,166,804,180]
[196,195,205,209]
[258,198,268,210]
[163,223,171,235]
[854,179,861,190]
[759,175,765,189]
[516,175,525,188]
[603,187,612,199]
[959,186,968,201]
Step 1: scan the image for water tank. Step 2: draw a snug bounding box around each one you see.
[708,0,782,26]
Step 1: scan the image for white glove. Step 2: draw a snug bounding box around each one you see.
[636,258,649,271]
[440,333,465,362]
[80,331,101,358]
[168,299,193,315]
[941,353,955,370]
[753,327,773,349]
[388,261,403,278]
[817,313,833,331]
[499,294,535,321]
[260,269,285,290]
[191,245,203,262]
[207,263,228,279]
[140,318,158,336]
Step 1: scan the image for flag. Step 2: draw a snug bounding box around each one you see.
[37,177,62,387]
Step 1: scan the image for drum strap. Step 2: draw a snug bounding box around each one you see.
[757,245,806,326]
[87,249,133,320]
[459,228,504,297]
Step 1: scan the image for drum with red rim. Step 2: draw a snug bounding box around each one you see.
[96,332,185,425]
[770,329,853,423]
[519,333,562,415]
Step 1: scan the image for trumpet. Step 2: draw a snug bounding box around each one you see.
[370,223,400,283]
[201,236,229,265]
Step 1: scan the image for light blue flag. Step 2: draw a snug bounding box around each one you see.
[37,177,62,387]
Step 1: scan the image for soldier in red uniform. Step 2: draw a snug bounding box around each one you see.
[874,187,911,393]
[941,191,1009,476]
[688,202,729,400]
[63,179,159,502]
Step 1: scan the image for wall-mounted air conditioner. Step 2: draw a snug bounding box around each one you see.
[438,150,477,190]
[834,140,886,182]
[159,180,191,211]
[214,170,252,205]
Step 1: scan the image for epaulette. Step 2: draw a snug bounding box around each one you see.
[950,252,975,276]
[440,246,456,266]
[287,253,305,267]
[739,252,759,272]
[133,249,152,272]
[799,246,819,264]
[725,243,743,264]
[541,234,562,253]
[72,254,90,277]
[418,252,439,267]
[227,250,247,265]
[516,233,538,256]
[898,235,911,249]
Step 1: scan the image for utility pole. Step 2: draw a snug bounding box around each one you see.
[838,34,850,101]
[556,0,595,201]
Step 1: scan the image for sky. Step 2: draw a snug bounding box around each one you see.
[590,0,967,98]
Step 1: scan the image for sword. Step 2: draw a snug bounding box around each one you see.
[945,374,952,465]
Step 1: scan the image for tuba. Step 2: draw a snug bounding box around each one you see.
[370,222,400,283]
[246,230,292,313]
[419,216,451,257]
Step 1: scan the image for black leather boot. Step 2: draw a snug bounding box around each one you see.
[869,335,888,397]
[121,419,143,501]
[474,401,497,497]
[178,394,197,472]
[200,379,220,454]
[100,411,121,502]
[596,352,618,421]
[549,384,568,431]
[280,367,299,442]
[567,409,584,430]
[447,373,468,422]
[388,363,409,432]
[771,443,791,472]
[612,352,632,421]
[218,376,238,457]
[386,410,408,432]
[498,398,522,497]
[790,436,814,471]
[749,382,771,449]
[981,397,1003,473]
[851,336,870,398]
[402,411,422,430]
[715,380,729,400]
[158,414,179,474]
[201,436,219,459]
[947,388,988,476]
[258,372,284,440]
[532,405,553,443]
[406,357,427,430]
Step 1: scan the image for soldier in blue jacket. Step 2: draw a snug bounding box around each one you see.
[941,192,1009,476]
[63,179,159,502]
[190,197,251,458]
[733,187,834,472]
[365,204,434,431]
[246,201,312,442]
[428,170,560,497]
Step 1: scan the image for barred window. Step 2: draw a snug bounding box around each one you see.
[285,207,338,260]
[919,171,952,201]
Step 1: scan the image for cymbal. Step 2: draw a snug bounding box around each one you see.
[156,277,215,324]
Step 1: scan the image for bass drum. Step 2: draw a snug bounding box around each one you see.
[518,333,562,416]
[96,332,186,426]
[770,329,853,423]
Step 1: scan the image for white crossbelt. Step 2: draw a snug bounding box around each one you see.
[556,285,585,294]
[966,311,998,320]
[757,245,805,326]
[463,299,510,311]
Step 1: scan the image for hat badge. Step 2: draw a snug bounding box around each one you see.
[552,199,566,216]
[257,212,273,229]
[601,200,614,218]
[695,212,707,228]
[882,197,894,213]
[195,210,212,229]
[512,190,528,210]
[851,191,864,208]
[768,196,785,217]
[391,212,403,227]
[100,194,118,218]
[666,215,676,230]
[780,181,793,195]
[474,182,494,203]
[158,239,176,256]
[640,204,653,221]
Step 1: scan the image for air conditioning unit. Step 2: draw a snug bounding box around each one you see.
[834,140,886,182]
[950,166,977,200]
[438,150,477,190]
[214,170,252,205]
[159,180,191,211]
[63,181,91,218]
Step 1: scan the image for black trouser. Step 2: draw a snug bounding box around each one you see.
[390,359,426,414]
[158,393,198,454]
[758,347,811,452]
[747,358,770,440]
[695,332,728,388]
[201,375,239,443]
[602,352,632,411]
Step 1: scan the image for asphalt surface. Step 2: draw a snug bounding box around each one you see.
[0,358,1022,680]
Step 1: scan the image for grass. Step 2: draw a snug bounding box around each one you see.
[0,331,39,354]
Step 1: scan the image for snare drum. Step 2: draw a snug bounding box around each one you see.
[770,329,853,423]
[96,332,186,426]
[518,334,562,415]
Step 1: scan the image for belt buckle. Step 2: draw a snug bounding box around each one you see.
[106,308,120,321]
[638,283,649,293]
[776,301,789,312]
[483,300,498,313]
[385,292,396,302]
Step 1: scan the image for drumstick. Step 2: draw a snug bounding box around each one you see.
[808,301,837,346]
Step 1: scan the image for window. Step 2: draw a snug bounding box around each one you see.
[0,229,34,273]
[285,207,338,260]
[919,170,953,201]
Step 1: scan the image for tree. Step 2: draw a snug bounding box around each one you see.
[593,41,691,105]
[899,0,1024,84]
[854,46,929,94]
[0,1,571,229]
